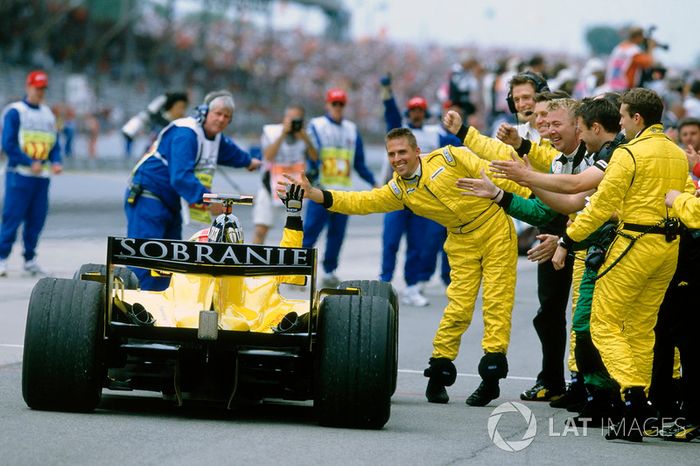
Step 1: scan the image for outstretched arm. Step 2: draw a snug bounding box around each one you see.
[456,169,503,201]
[279,173,324,204]
[532,188,593,215]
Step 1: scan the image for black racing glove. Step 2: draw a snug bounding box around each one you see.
[283,183,304,216]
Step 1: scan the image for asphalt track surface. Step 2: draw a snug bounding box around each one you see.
[0,166,697,465]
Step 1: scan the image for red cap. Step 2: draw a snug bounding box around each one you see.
[326,88,347,104]
[26,70,48,88]
[407,96,428,111]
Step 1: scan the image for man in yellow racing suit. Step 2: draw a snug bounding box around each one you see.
[281,127,531,407]
[557,88,693,442]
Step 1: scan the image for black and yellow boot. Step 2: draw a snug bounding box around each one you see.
[466,353,507,407]
[423,357,457,404]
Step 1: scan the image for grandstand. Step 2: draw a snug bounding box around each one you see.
[1,0,589,157]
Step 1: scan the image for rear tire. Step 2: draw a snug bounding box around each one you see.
[337,279,399,315]
[338,280,399,394]
[74,263,139,290]
[22,278,105,411]
[315,295,395,429]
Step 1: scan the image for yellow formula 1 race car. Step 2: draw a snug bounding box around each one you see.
[21,194,399,429]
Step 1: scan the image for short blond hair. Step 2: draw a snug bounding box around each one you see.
[546,98,580,120]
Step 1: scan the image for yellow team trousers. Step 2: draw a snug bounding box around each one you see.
[590,233,679,395]
[432,210,518,359]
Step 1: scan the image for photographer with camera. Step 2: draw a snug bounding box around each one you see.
[605,26,657,92]
[252,105,317,245]
[122,92,189,159]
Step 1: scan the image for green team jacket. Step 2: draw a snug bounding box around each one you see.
[498,192,559,227]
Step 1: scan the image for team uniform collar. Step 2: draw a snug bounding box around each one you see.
[324,114,344,125]
[22,97,41,109]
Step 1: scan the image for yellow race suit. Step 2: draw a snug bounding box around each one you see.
[672,192,700,229]
[325,146,530,359]
[564,125,692,394]
[460,125,559,173]
[120,220,307,333]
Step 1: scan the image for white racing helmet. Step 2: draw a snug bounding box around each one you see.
[207,213,244,244]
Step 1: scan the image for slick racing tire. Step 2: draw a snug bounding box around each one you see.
[315,295,395,429]
[338,280,399,316]
[74,263,139,290]
[22,278,105,412]
[338,280,399,395]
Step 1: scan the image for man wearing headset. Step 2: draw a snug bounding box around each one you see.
[502,72,550,144]
[124,90,261,291]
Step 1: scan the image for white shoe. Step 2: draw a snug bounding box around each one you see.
[402,284,429,307]
[23,259,49,277]
[320,271,340,288]
[0,259,7,277]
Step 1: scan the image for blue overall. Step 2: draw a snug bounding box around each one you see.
[0,99,60,262]
[125,120,252,290]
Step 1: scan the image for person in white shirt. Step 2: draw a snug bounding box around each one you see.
[252,105,317,244]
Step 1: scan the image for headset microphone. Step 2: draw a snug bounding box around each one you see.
[196,90,235,123]
[506,71,550,115]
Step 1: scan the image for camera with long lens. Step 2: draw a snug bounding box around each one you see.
[644,26,670,51]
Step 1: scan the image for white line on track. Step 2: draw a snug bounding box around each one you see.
[0,346,538,382]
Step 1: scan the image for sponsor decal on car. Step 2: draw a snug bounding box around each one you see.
[109,237,315,276]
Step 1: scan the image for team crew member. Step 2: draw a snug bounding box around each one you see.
[252,105,317,244]
[646,187,700,442]
[0,70,62,277]
[379,74,460,306]
[465,96,626,425]
[124,90,260,290]
[305,88,377,287]
[280,128,530,407]
[558,88,691,442]
[501,72,551,144]
[446,97,590,406]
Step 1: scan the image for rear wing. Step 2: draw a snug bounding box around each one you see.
[107,236,316,277]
